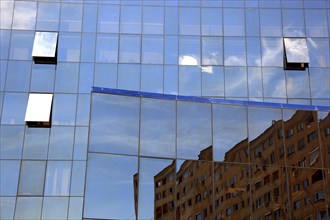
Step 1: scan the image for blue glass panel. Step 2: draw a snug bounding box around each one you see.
[0,197,16,219]
[141,65,163,93]
[245,8,260,36]
[246,37,262,66]
[82,4,97,32]
[282,0,303,8]
[201,0,222,7]
[119,35,141,63]
[42,197,69,220]
[165,7,178,35]
[263,68,286,98]
[261,38,283,67]
[224,8,245,36]
[0,160,20,196]
[224,67,248,97]
[79,63,94,93]
[143,6,164,34]
[68,197,83,220]
[0,60,6,91]
[164,65,178,95]
[282,9,305,37]
[179,36,200,66]
[179,7,200,35]
[179,66,201,96]
[89,94,140,155]
[259,0,281,8]
[60,3,83,32]
[76,94,90,126]
[9,30,34,60]
[0,125,24,159]
[0,1,14,29]
[118,64,140,91]
[164,36,178,65]
[98,4,119,33]
[55,63,79,93]
[58,33,81,62]
[142,35,164,64]
[1,92,28,125]
[0,30,10,59]
[260,9,282,36]
[44,161,72,196]
[202,66,224,97]
[286,70,311,99]
[96,34,118,63]
[307,38,330,67]
[48,126,74,160]
[12,1,37,30]
[15,197,42,219]
[179,0,200,7]
[224,37,246,66]
[5,61,31,92]
[223,0,244,7]
[23,127,49,160]
[310,68,330,99]
[202,8,222,36]
[70,161,86,196]
[120,6,142,34]
[52,94,77,126]
[248,67,263,98]
[30,64,55,93]
[73,127,88,160]
[81,33,96,62]
[36,2,60,31]
[94,63,117,88]
[18,161,46,196]
[202,37,223,66]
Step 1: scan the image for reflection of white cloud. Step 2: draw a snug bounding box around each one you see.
[12,2,37,30]
[0,1,13,28]
[262,38,282,66]
[225,55,246,66]
[201,66,213,74]
[179,55,198,65]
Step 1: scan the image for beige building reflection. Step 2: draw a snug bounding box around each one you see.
[134,110,329,219]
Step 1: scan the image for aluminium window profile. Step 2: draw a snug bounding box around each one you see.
[283,38,310,70]
[25,93,53,127]
[32,32,58,64]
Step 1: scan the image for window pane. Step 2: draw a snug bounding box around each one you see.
[202,66,224,97]
[84,153,137,219]
[202,37,223,66]
[60,3,83,32]
[68,197,83,220]
[1,93,28,125]
[224,37,246,66]
[0,160,20,196]
[179,7,200,35]
[261,37,283,67]
[55,62,79,93]
[96,34,118,63]
[70,161,86,196]
[30,64,55,93]
[307,38,329,67]
[202,8,222,36]
[141,65,163,93]
[224,67,248,97]
[0,125,24,159]
[25,93,53,126]
[118,64,140,91]
[52,94,77,126]
[143,6,164,34]
[284,38,309,63]
[0,1,14,29]
[9,30,34,60]
[89,94,140,155]
[48,126,74,160]
[73,127,88,160]
[81,33,96,62]
[36,2,60,31]
[0,30,10,59]
[165,7,178,35]
[224,8,245,36]
[310,68,330,99]
[12,1,37,30]
[0,197,16,220]
[305,9,329,37]
[82,4,97,32]
[5,61,31,92]
[94,63,117,88]
[58,33,81,62]
[15,197,42,220]
[179,66,201,96]
[260,9,282,36]
[18,161,46,196]
[44,161,71,196]
[164,65,178,95]
[164,36,178,65]
[76,94,90,126]
[97,4,119,33]
[79,63,94,93]
[142,36,163,64]
[42,197,69,220]
[246,37,262,66]
[179,36,200,66]
[23,127,50,160]
[248,67,263,98]
[263,68,286,98]
[282,9,305,37]
[120,6,142,34]
[119,35,141,63]
[245,8,260,36]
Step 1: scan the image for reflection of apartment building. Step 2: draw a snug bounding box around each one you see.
[153,111,330,220]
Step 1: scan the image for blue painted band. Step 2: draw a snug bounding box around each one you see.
[92,87,330,111]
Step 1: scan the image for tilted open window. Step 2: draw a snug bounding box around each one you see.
[283,38,309,70]
[32,32,58,64]
[25,93,53,127]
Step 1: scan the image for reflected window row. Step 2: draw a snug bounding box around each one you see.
[1,2,330,38]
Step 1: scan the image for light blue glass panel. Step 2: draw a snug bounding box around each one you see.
[90,94,140,155]
[248,67,263,98]
[0,1,14,29]
[305,9,329,37]
[224,37,246,66]
[263,67,286,98]
[96,34,118,63]
[143,6,164,34]
[260,9,282,36]
[15,197,42,220]
[261,38,283,67]
[0,160,20,196]
[224,67,248,97]
[179,0,200,7]
[141,65,163,93]
[44,161,72,196]
[36,2,60,31]
[23,127,49,160]
[202,66,224,97]
[310,68,330,99]
[18,161,46,196]
[144,0,164,6]
[98,4,119,33]
[9,30,34,60]
[179,36,200,66]
[118,64,140,91]
[259,0,281,8]
[70,161,86,196]
[0,125,24,159]
[223,0,244,7]
[76,94,90,126]
[1,93,28,125]
[94,63,117,88]
[202,37,223,66]
[179,66,201,96]
[140,98,176,157]
[30,64,55,93]
[84,153,137,219]
[119,35,141,63]
[282,9,305,37]
[5,61,31,92]
[165,7,178,35]
[286,70,310,99]
[42,197,69,220]
[224,8,245,36]
[0,60,6,91]
[245,8,260,36]
[48,126,74,160]
[52,94,77,126]
[0,30,10,59]
[55,63,79,93]
[282,0,303,8]
[164,36,178,65]
[12,1,37,30]
[120,6,142,34]
[81,33,96,62]
[177,101,212,159]
[138,158,174,219]
[179,7,200,35]
[82,4,97,32]
[0,197,16,220]
[307,38,329,67]
[58,33,81,62]
[164,65,178,95]
[142,35,163,64]
[79,63,94,93]
[201,0,222,7]
[68,197,83,220]
[73,127,88,160]
[60,3,83,32]
[246,37,261,66]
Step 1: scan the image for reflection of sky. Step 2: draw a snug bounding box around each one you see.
[12,1,37,30]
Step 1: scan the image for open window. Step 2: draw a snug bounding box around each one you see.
[32,32,58,64]
[25,93,53,127]
[283,38,309,70]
